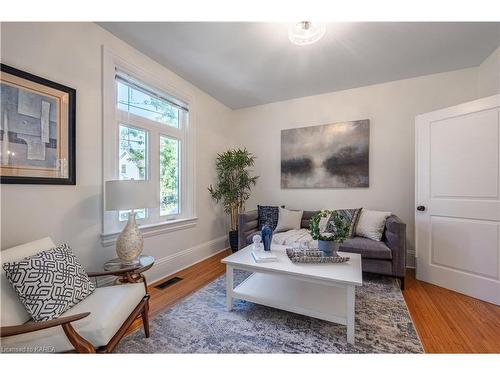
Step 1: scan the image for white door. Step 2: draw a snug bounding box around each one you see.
[416,95,500,305]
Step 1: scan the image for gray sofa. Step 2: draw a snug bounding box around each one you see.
[238,210,406,289]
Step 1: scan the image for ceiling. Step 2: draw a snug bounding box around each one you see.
[98,22,500,109]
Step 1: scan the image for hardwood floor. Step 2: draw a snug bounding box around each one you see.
[126,249,230,334]
[402,269,500,353]
[129,250,500,353]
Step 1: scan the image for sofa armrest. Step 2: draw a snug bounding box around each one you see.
[238,210,259,250]
[383,215,406,278]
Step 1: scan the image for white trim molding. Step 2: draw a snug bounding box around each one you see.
[98,235,228,287]
[406,249,416,269]
[96,235,228,287]
[100,217,198,247]
[147,235,228,285]
[101,45,197,237]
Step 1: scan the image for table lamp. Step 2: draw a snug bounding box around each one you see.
[105,179,157,265]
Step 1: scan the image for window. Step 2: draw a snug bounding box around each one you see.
[116,76,181,128]
[118,124,147,221]
[103,61,194,237]
[160,135,180,216]
[119,125,147,181]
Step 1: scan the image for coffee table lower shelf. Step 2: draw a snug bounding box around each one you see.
[226,269,356,344]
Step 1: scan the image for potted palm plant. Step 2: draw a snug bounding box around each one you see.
[208,148,259,252]
[309,210,350,255]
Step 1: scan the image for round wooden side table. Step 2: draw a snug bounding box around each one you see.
[103,255,155,285]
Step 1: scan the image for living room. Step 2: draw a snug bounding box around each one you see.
[1,0,499,372]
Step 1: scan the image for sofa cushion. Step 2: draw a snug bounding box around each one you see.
[0,282,146,353]
[339,236,392,260]
[3,244,96,322]
[1,237,56,327]
[300,211,320,229]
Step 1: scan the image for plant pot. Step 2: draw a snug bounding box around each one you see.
[229,230,239,253]
[318,240,340,256]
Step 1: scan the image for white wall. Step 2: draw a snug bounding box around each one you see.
[478,46,500,97]
[0,23,233,282]
[1,22,497,276]
[231,68,480,250]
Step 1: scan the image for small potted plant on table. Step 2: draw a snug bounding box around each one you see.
[208,148,258,253]
[309,210,350,255]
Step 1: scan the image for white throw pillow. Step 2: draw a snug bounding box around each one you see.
[355,209,392,241]
[274,207,303,233]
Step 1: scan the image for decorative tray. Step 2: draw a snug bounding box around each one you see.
[286,248,350,264]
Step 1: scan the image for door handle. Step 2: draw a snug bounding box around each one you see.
[417,205,426,211]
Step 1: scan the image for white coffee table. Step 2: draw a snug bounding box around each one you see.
[221,244,362,344]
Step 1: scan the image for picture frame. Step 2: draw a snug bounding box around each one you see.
[0,64,76,185]
[281,119,370,188]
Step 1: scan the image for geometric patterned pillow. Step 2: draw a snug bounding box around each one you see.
[258,205,280,231]
[326,208,362,238]
[2,244,95,322]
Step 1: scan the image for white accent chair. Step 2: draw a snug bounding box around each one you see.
[1,237,150,353]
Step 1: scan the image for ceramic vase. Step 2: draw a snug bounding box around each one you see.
[261,224,273,251]
[116,212,143,264]
[318,240,340,256]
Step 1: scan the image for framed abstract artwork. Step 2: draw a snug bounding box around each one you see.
[0,64,76,184]
[281,119,369,188]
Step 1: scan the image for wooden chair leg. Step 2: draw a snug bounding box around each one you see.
[142,297,150,338]
[62,323,96,353]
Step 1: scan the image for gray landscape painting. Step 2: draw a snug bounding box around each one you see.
[281,120,369,188]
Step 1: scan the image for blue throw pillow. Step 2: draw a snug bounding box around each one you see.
[258,205,280,231]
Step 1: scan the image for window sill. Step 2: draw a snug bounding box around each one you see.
[100,217,198,247]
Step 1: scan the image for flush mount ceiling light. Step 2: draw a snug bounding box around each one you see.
[288,21,326,46]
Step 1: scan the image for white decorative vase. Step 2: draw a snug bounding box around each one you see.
[116,212,143,265]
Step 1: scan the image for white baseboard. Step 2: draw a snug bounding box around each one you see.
[96,235,228,287]
[147,235,228,285]
[406,249,416,269]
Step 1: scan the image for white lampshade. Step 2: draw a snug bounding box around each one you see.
[105,180,157,211]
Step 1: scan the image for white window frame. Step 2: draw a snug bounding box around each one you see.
[102,47,196,245]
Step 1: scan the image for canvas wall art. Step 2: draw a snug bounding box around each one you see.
[281,119,369,188]
[0,64,76,184]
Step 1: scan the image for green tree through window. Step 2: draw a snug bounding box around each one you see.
[160,136,179,215]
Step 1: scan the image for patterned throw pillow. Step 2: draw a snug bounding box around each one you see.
[2,244,96,322]
[326,208,362,237]
[258,205,280,231]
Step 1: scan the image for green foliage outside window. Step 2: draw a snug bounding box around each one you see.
[160,136,179,214]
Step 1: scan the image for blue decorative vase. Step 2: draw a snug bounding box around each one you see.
[261,224,273,251]
[318,240,340,256]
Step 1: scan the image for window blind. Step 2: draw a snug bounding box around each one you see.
[115,69,189,112]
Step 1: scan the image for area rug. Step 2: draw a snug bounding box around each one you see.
[116,271,424,353]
